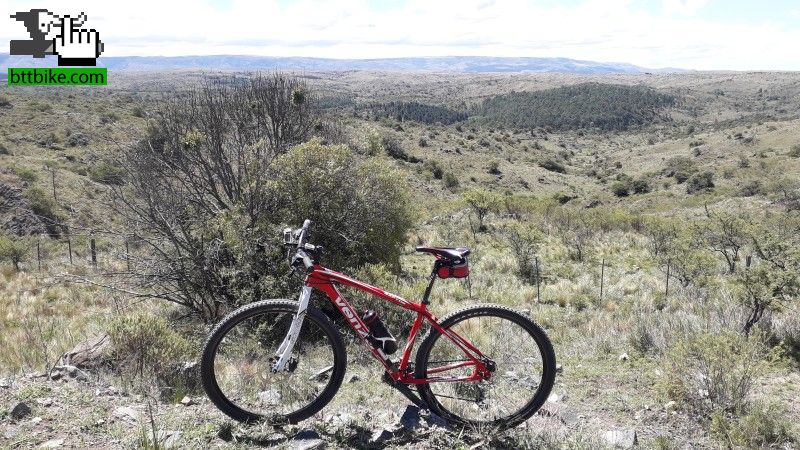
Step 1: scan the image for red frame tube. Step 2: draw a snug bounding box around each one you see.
[305,264,490,384]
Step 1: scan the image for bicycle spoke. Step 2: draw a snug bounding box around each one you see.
[211,307,338,418]
[420,308,550,425]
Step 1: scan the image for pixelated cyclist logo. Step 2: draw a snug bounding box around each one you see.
[11,9,104,66]
[7,9,107,86]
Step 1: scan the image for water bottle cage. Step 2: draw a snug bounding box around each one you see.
[363,311,398,355]
[367,334,398,355]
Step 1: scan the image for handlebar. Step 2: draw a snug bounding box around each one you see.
[284,219,316,271]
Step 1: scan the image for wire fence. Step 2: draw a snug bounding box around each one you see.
[5,233,136,273]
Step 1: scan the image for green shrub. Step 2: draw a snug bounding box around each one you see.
[738,156,751,168]
[443,172,459,189]
[662,156,696,183]
[24,187,59,220]
[487,160,501,175]
[383,135,420,162]
[99,112,119,124]
[632,179,651,194]
[0,94,11,108]
[0,234,29,271]
[738,180,762,197]
[789,144,800,158]
[66,132,90,147]
[0,144,9,155]
[686,171,714,194]
[502,222,542,283]
[659,331,766,418]
[108,313,192,381]
[37,132,60,148]
[14,167,38,183]
[273,140,415,272]
[775,304,800,364]
[463,189,501,231]
[364,129,383,156]
[611,181,630,197]
[628,319,657,355]
[710,402,795,448]
[737,218,800,335]
[656,230,716,288]
[424,160,443,179]
[30,101,51,112]
[539,158,566,173]
[89,161,126,185]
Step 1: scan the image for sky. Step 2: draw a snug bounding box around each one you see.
[3,0,800,70]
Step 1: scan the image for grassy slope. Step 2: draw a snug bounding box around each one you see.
[1,71,799,449]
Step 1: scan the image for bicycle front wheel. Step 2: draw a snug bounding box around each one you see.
[200,299,346,424]
[415,304,556,430]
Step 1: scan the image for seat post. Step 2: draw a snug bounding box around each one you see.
[421,262,440,305]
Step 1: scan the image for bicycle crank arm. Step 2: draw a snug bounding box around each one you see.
[382,372,429,410]
[272,286,312,372]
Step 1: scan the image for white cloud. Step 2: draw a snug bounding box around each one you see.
[662,0,709,16]
[3,0,799,70]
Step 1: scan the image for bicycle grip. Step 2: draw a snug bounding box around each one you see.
[303,254,313,269]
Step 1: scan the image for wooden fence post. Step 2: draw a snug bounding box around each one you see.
[67,238,73,265]
[600,257,605,302]
[125,240,131,272]
[51,170,57,202]
[534,256,541,303]
[90,238,97,267]
[37,241,42,271]
[665,259,671,298]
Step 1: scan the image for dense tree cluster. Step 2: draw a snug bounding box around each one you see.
[368,101,467,125]
[477,83,676,131]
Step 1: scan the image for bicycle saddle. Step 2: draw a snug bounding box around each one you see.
[415,246,471,262]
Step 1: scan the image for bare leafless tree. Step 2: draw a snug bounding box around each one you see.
[108,73,319,320]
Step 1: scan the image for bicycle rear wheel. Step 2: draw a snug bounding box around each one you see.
[200,299,346,424]
[415,304,556,430]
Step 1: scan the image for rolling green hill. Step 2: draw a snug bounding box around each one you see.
[475,82,676,131]
[1,71,799,450]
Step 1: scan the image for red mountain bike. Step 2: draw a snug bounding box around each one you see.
[201,220,556,430]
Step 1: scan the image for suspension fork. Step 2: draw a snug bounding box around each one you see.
[271,286,312,372]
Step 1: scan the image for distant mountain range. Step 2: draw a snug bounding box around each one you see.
[0,54,681,74]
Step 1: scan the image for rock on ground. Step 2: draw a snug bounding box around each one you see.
[10,402,32,420]
[397,405,449,429]
[58,334,111,369]
[290,429,326,450]
[148,430,182,448]
[603,429,638,448]
[38,438,65,449]
[112,405,141,424]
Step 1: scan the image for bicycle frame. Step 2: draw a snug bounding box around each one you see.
[303,263,492,385]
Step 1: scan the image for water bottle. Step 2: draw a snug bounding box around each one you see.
[362,310,398,354]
